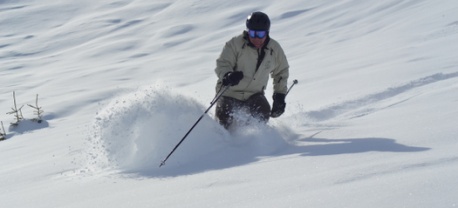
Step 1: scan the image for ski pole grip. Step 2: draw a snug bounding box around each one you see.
[286,79,298,96]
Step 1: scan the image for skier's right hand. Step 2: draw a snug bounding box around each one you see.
[222,71,244,86]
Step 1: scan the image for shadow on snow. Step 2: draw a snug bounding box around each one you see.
[123,135,430,178]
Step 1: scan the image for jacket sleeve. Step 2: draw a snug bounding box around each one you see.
[215,38,238,80]
[271,44,289,94]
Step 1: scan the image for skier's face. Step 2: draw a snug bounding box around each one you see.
[248,36,266,49]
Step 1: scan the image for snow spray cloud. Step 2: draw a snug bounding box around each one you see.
[87,85,227,173]
[86,84,293,176]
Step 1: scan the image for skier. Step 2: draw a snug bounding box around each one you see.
[214,11,290,129]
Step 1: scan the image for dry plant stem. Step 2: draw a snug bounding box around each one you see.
[28,94,43,122]
[7,91,24,125]
[0,121,6,140]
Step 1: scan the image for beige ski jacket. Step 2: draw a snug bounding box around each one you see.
[215,31,289,101]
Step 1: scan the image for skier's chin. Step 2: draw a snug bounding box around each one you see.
[253,43,263,49]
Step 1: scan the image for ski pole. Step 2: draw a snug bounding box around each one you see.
[159,86,230,167]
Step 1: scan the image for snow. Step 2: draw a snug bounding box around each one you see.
[1,0,458,207]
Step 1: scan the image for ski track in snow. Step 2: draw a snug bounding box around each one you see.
[301,72,458,122]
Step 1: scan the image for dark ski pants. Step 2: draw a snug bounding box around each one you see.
[215,93,271,129]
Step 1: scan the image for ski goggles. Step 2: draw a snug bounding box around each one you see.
[248,30,267,39]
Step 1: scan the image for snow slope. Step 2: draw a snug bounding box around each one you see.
[1,0,458,207]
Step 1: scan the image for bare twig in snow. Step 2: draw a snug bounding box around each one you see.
[6,91,24,126]
[0,121,6,141]
[28,94,44,123]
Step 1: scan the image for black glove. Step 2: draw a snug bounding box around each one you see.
[271,93,286,118]
[222,71,244,86]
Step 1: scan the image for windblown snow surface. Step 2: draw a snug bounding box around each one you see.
[1,0,458,207]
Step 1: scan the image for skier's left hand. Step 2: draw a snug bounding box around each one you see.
[271,93,286,118]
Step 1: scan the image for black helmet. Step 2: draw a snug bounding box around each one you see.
[246,11,270,31]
